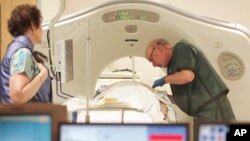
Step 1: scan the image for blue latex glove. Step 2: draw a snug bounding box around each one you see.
[152,77,166,88]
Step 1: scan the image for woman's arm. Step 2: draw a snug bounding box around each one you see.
[9,63,48,104]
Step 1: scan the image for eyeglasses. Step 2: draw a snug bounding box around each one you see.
[149,47,156,62]
[149,41,161,62]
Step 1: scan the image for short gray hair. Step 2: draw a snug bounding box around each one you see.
[152,38,169,46]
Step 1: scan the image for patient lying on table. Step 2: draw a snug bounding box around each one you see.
[63,81,176,123]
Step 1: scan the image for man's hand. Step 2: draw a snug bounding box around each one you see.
[152,77,166,88]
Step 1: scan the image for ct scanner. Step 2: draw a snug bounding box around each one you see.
[39,0,250,122]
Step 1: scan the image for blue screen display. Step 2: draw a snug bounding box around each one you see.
[0,115,51,141]
[59,124,188,141]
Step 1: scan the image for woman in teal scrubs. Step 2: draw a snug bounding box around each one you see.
[0,4,51,104]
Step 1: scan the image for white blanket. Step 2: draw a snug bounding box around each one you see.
[63,81,176,123]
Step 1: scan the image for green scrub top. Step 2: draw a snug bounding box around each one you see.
[167,40,229,116]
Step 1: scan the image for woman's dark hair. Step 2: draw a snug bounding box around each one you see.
[8,4,42,37]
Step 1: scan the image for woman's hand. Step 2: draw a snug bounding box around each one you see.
[37,63,48,82]
[10,63,48,104]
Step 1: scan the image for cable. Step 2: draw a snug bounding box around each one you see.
[47,30,59,81]
[47,30,74,99]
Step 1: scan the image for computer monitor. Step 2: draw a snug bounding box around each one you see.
[59,123,189,141]
[0,114,52,141]
[198,123,229,141]
[198,122,250,141]
[0,103,68,141]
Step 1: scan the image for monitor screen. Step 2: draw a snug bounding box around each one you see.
[59,123,188,141]
[198,123,250,141]
[198,124,229,141]
[0,114,52,141]
[0,103,68,141]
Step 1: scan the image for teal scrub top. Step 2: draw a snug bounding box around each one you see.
[167,40,229,116]
[10,48,39,80]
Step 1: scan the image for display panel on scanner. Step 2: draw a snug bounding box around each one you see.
[59,123,188,141]
[0,114,52,141]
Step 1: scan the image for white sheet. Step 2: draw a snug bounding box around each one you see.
[63,81,176,123]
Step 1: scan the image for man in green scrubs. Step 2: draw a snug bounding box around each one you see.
[145,38,235,140]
